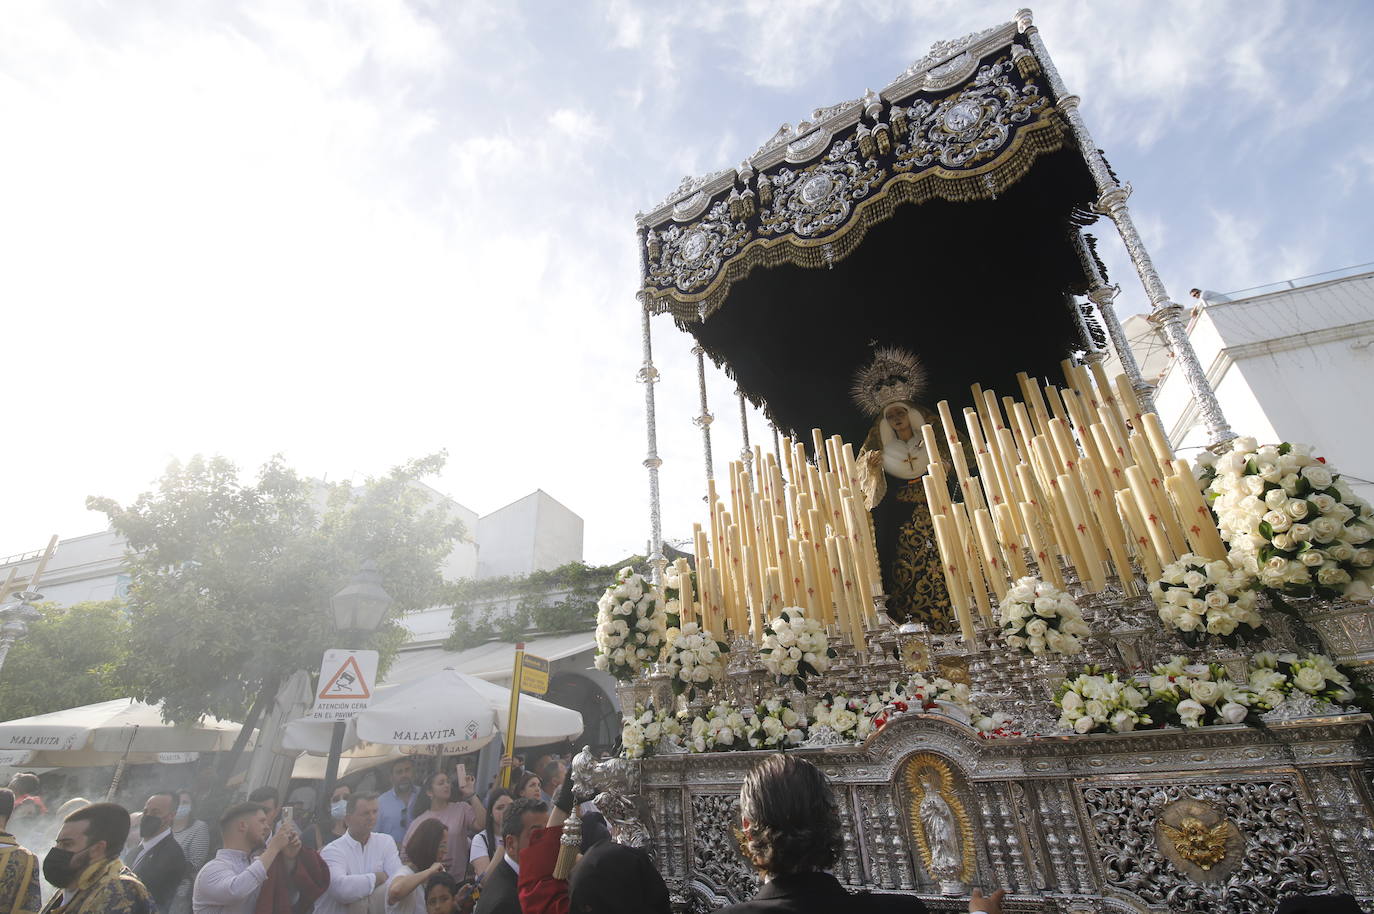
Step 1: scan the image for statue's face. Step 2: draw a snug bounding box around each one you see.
[885,405,911,436]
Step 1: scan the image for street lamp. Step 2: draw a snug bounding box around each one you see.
[320,561,392,826]
[0,592,44,677]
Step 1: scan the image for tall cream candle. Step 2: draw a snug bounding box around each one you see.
[933,513,977,642]
[1019,500,1062,588]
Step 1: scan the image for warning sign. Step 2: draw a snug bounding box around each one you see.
[309,649,379,721]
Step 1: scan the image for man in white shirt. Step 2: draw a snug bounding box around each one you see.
[194,802,292,914]
[313,793,403,914]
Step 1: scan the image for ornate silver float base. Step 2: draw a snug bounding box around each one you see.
[632,713,1374,913]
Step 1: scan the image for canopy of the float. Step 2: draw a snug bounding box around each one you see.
[636,18,1105,443]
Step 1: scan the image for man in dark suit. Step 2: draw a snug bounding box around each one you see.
[473,798,547,914]
[715,755,1005,914]
[124,790,188,912]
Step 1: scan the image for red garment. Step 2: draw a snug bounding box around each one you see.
[515,826,568,914]
[254,847,330,914]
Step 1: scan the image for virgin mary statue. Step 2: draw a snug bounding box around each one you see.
[852,348,953,628]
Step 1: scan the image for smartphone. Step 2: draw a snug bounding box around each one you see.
[455,763,468,787]
[281,806,295,828]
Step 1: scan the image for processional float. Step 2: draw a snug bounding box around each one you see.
[578,10,1374,913]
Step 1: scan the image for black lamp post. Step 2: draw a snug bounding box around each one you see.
[319,561,392,825]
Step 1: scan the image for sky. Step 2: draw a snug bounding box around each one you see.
[2,0,1372,567]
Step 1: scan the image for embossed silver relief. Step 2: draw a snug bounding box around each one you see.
[645,200,751,293]
[689,793,758,904]
[894,58,1046,173]
[758,139,884,238]
[1081,780,1329,912]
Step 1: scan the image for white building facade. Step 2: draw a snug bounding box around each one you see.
[1146,269,1374,503]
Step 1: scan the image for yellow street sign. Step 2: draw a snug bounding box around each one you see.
[520,653,549,696]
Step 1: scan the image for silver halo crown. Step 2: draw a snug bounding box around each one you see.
[851,346,928,417]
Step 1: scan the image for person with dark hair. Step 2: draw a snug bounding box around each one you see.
[422,873,472,914]
[172,789,212,914]
[402,773,483,878]
[385,820,445,914]
[252,789,330,914]
[314,793,403,914]
[7,776,45,825]
[247,790,281,825]
[566,810,669,914]
[0,788,41,914]
[511,774,541,803]
[193,802,291,914]
[39,802,153,914]
[472,798,546,914]
[376,761,418,848]
[537,762,564,808]
[715,755,1003,913]
[124,790,187,912]
[467,791,511,880]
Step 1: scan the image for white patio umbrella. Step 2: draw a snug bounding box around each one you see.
[353,668,584,755]
[279,716,394,758]
[0,698,247,766]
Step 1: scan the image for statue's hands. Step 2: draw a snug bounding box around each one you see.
[866,450,883,468]
[968,888,1005,913]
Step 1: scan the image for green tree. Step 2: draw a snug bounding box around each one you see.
[0,601,132,720]
[88,453,463,737]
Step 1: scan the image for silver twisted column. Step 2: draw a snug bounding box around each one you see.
[638,297,666,582]
[737,390,752,470]
[1018,9,1235,445]
[1073,231,1157,413]
[692,345,715,481]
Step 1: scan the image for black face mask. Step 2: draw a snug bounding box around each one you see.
[139,816,163,839]
[43,847,87,888]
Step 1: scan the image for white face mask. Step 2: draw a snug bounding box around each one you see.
[176,803,192,820]
[331,800,348,820]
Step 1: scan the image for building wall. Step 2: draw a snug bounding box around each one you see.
[476,490,584,580]
[1149,271,1374,503]
[0,530,127,605]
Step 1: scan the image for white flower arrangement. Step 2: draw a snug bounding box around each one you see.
[619,703,682,760]
[1054,669,1151,734]
[758,606,837,692]
[1199,439,1374,602]
[1249,650,1357,705]
[997,576,1091,657]
[1146,656,1258,727]
[744,698,808,749]
[660,621,728,699]
[1149,553,1262,642]
[593,567,667,681]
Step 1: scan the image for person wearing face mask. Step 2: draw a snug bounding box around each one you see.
[0,788,41,914]
[312,791,350,852]
[171,790,212,914]
[124,791,188,913]
[39,802,154,914]
[193,803,292,914]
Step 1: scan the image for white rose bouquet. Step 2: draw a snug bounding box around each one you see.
[594,567,667,681]
[1149,553,1262,644]
[744,698,808,749]
[619,703,682,759]
[1054,669,1151,734]
[1146,656,1256,728]
[810,692,876,742]
[1249,650,1357,706]
[758,606,837,692]
[660,621,728,700]
[997,576,1091,657]
[1203,440,1374,601]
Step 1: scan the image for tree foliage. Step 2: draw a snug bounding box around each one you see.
[443,558,648,651]
[0,601,132,720]
[88,453,462,723]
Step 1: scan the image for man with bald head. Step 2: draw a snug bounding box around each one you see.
[125,790,187,912]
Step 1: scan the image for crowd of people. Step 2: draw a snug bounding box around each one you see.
[0,760,1364,914]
